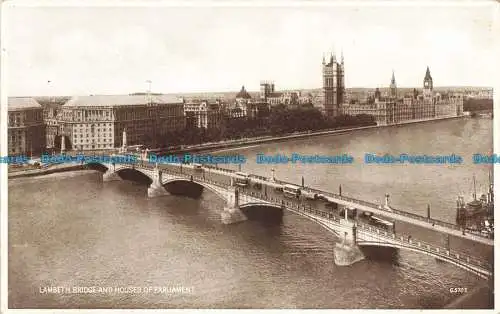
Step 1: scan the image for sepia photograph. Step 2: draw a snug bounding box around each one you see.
[1,0,497,311]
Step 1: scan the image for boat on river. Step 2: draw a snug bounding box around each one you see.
[456,173,494,238]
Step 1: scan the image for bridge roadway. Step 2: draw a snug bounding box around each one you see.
[145,161,493,246]
[102,160,493,279]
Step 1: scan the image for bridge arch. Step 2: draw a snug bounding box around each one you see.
[162,178,228,201]
[84,162,109,172]
[357,241,492,279]
[108,165,154,185]
[283,206,343,238]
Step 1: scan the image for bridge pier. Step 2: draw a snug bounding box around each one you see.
[147,169,169,198]
[221,188,247,224]
[334,220,365,266]
[102,169,121,182]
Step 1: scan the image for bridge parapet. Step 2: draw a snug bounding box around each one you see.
[356,222,492,279]
[98,160,493,279]
[107,161,491,240]
[237,189,492,279]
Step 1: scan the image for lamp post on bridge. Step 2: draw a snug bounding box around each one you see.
[301,176,304,188]
[238,163,242,172]
[339,184,342,196]
[427,204,431,221]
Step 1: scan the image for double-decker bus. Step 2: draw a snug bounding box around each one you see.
[283,184,301,198]
[234,172,250,187]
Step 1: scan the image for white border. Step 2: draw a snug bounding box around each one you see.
[0,0,499,313]
[1,1,8,313]
[493,2,500,313]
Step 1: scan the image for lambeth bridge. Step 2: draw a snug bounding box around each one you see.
[87,159,493,280]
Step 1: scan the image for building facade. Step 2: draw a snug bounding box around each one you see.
[321,52,345,117]
[39,99,66,151]
[8,97,46,155]
[259,81,312,108]
[56,95,185,151]
[224,86,270,120]
[341,67,463,126]
[183,98,225,129]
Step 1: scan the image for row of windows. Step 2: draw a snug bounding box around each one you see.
[75,128,113,133]
[74,143,114,150]
[74,123,113,128]
[74,133,113,138]
[9,135,24,142]
[78,110,112,117]
[74,138,113,144]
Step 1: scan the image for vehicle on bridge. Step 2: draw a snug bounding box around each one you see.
[301,190,319,200]
[283,184,301,198]
[193,163,203,171]
[234,171,250,187]
[316,193,327,201]
[369,215,395,231]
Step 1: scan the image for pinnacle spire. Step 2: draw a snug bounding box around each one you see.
[425,66,432,80]
[391,70,396,85]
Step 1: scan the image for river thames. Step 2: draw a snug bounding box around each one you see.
[9,118,493,309]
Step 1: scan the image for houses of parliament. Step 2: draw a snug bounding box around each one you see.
[322,51,464,124]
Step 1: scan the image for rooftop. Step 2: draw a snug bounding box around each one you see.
[63,94,183,107]
[236,86,252,99]
[8,97,42,111]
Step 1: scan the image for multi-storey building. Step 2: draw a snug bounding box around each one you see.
[38,97,67,150]
[224,86,270,120]
[341,67,463,125]
[183,97,225,129]
[339,89,396,126]
[320,52,345,117]
[7,97,46,155]
[259,81,312,108]
[57,94,185,151]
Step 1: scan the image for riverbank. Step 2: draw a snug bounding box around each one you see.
[201,115,463,154]
[8,115,463,179]
[168,124,377,155]
[8,164,84,179]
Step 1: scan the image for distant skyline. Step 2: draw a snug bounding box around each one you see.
[3,2,498,96]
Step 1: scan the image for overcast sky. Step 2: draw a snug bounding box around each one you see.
[3,1,498,96]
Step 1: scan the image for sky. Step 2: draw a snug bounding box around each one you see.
[2,1,498,96]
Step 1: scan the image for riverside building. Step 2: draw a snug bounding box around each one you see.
[320,51,346,118]
[55,94,185,151]
[341,67,463,126]
[259,81,313,108]
[7,97,46,156]
[225,86,270,119]
[183,97,225,129]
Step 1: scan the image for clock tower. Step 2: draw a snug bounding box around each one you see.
[423,66,433,99]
